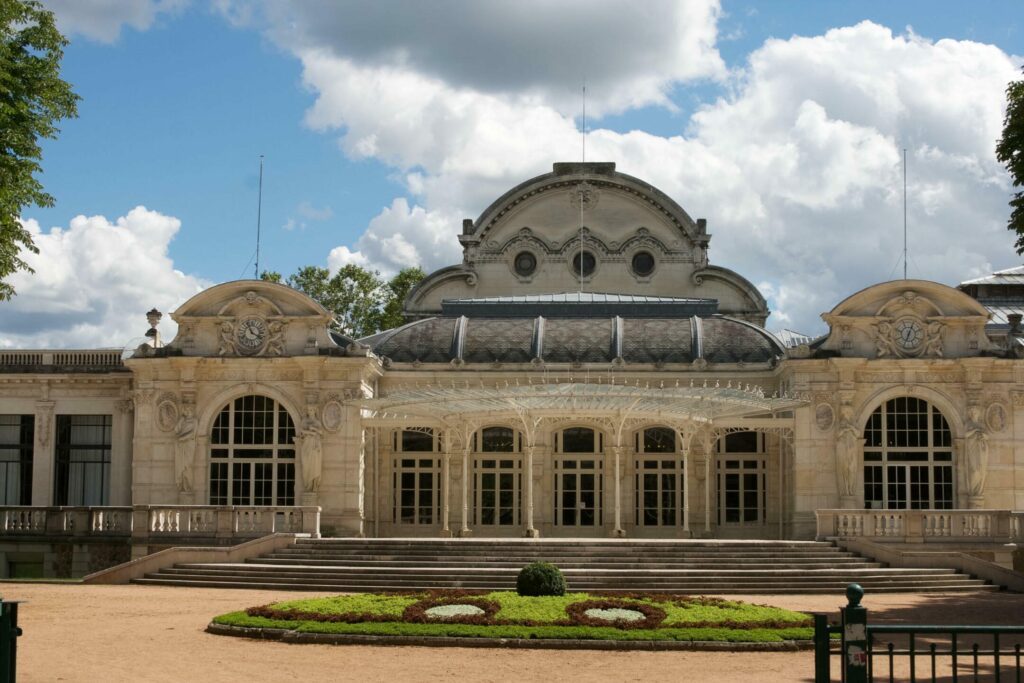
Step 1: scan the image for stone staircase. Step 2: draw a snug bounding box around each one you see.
[131,538,997,594]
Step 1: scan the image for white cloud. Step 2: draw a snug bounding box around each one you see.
[286,19,1021,334]
[245,0,725,116]
[0,207,208,349]
[41,0,188,43]
[297,201,333,221]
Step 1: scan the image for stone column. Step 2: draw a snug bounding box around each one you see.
[523,445,538,537]
[683,454,691,535]
[611,445,625,537]
[31,401,56,506]
[441,451,452,537]
[702,431,713,535]
[459,449,471,537]
[110,399,134,506]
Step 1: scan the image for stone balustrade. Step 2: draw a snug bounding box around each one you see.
[816,509,1024,543]
[0,349,124,370]
[0,505,320,543]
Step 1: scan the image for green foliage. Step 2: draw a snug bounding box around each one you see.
[0,0,79,300]
[212,611,812,643]
[267,264,426,338]
[285,264,384,338]
[997,71,1024,254]
[515,562,567,596]
[211,590,815,643]
[376,266,426,331]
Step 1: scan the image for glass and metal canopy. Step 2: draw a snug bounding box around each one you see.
[352,379,805,432]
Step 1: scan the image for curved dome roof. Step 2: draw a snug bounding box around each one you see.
[364,315,785,366]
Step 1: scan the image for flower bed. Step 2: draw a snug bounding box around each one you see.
[211,591,814,644]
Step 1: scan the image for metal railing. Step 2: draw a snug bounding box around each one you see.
[816,509,1024,543]
[814,584,1024,682]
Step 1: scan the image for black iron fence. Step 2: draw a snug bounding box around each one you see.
[814,584,1024,682]
[0,597,22,683]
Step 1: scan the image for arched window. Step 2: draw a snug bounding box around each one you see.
[392,429,440,525]
[209,395,295,506]
[554,427,602,527]
[634,427,683,527]
[863,397,954,510]
[472,426,521,527]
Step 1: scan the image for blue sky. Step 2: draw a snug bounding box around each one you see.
[3,0,1023,347]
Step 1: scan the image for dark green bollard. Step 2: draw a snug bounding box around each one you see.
[0,597,24,683]
[812,612,831,682]
[841,583,868,683]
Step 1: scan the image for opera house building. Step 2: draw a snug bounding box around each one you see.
[1,162,1022,579]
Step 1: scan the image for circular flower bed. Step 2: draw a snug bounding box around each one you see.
[565,599,666,629]
[583,607,646,623]
[425,604,485,619]
[403,596,499,625]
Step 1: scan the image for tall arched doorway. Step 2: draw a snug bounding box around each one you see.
[208,395,296,506]
[863,397,954,510]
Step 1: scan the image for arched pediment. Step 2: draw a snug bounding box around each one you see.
[168,280,337,357]
[820,280,992,359]
[405,162,769,324]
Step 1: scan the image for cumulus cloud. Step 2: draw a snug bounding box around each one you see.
[0,207,208,349]
[286,19,1021,334]
[41,0,188,43]
[240,0,725,116]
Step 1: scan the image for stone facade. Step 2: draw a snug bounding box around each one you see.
[1,163,1022,557]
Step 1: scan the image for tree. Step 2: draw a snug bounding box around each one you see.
[376,266,426,331]
[260,264,426,338]
[997,70,1024,254]
[0,0,79,300]
[285,265,384,338]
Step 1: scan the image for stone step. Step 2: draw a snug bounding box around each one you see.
[250,558,880,570]
[287,548,850,557]
[157,567,967,584]
[130,577,996,594]
[133,538,991,595]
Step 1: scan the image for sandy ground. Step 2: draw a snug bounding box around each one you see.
[3,584,1024,683]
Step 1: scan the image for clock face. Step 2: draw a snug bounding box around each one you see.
[235,317,268,350]
[893,318,925,350]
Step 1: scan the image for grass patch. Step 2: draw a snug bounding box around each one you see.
[211,591,813,643]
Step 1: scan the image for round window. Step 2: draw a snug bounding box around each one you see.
[572,250,597,277]
[514,251,537,276]
[631,251,655,277]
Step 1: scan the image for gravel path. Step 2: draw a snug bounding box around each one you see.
[4,584,1023,683]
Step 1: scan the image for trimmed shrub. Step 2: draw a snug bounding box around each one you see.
[516,561,567,596]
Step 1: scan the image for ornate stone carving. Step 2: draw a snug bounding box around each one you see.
[174,404,197,493]
[986,402,1008,433]
[217,321,236,356]
[295,405,323,493]
[814,402,835,432]
[1011,390,1024,408]
[155,393,179,432]
[964,404,989,505]
[265,320,286,356]
[835,403,859,506]
[116,398,134,414]
[569,181,599,210]
[321,400,344,433]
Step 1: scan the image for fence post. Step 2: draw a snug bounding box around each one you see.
[0,598,23,683]
[812,612,831,682]
[841,583,868,683]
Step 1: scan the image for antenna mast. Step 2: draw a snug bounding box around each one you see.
[578,82,586,293]
[903,148,907,280]
[255,154,264,279]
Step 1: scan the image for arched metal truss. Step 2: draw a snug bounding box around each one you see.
[352,379,806,538]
